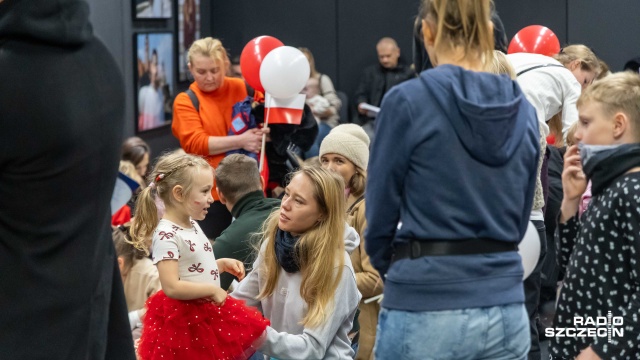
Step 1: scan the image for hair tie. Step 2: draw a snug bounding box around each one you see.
[148,182,156,189]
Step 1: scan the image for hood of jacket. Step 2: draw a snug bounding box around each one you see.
[424,64,532,166]
[0,0,92,46]
[343,223,360,255]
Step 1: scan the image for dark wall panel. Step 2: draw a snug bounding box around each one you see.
[86,0,204,157]
[567,0,640,71]
[212,1,338,82]
[494,0,568,47]
[337,0,420,99]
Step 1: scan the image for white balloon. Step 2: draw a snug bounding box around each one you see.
[259,46,310,99]
[518,221,541,280]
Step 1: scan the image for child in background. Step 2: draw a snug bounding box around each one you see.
[112,225,161,340]
[112,161,144,226]
[129,151,269,360]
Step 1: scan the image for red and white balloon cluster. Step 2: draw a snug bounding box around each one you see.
[239,36,310,100]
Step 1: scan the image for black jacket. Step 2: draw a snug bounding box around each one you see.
[0,0,134,358]
[353,63,415,124]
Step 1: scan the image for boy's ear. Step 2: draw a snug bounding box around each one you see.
[172,185,185,202]
[568,59,581,71]
[613,111,629,139]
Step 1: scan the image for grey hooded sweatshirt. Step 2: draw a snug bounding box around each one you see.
[232,224,362,360]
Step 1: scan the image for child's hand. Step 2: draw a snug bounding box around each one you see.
[216,258,246,281]
[562,145,588,201]
[211,286,228,306]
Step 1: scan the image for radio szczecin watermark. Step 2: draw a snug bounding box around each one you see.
[545,311,623,343]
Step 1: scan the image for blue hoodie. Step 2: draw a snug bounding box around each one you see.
[365,64,539,311]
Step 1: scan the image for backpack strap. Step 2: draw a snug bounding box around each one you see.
[187,82,253,114]
[185,88,200,113]
[346,195,365,214]
[516,63,565,77]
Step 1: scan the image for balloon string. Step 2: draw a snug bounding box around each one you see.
[259,102,271,172]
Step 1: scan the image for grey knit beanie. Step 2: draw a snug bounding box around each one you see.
[319,124,370,170]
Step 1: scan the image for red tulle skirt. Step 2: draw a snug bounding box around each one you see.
[137,290,270,360]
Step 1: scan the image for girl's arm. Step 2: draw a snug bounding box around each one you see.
[157,260,226,303]
[230,253,262,308]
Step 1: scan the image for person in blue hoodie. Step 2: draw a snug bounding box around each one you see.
[365,0,540,359]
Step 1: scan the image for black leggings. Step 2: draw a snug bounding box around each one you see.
[196,201,232,239]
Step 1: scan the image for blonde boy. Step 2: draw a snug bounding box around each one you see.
[550,72,640,360]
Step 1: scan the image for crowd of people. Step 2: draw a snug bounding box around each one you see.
[2,0,640,359]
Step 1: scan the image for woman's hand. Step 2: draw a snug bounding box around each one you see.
[560,145,587,222]
[216,258,245,281]
[210,286,228,306]
[237,128,270,153]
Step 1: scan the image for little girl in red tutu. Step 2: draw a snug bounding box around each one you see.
[129,151,269,360]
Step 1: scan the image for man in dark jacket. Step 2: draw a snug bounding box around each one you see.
[213,154,281,290]
[0,0,134,359]
[354,37,415,132]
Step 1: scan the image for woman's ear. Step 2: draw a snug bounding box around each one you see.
[172,185,185,202]
[422,19,435,47]
[569,59,581,71]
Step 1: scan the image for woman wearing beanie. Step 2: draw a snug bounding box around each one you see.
[320,124,382,360]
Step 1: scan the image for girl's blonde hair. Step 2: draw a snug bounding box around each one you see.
[553,45,601,77]
[488,50,516,79]
[187,37,230,68]
[129,150,211,253]
[419,0,494,68]
[564,120,579,147]
[257,167,346,328]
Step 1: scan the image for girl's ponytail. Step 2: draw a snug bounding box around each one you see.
[129,184,158,254]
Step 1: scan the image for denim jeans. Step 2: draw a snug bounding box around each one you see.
[374,303,530,360]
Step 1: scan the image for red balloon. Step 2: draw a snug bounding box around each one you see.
[507,25,560,57]
[240,36,284,93]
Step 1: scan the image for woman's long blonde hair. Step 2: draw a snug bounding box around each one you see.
[419,0,494,69]
[257,167,346,328]
[129,150,211,253]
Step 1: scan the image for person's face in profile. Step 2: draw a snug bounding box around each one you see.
[189,54,225,93]
[377,43,400,69]
[568,60,596,90]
